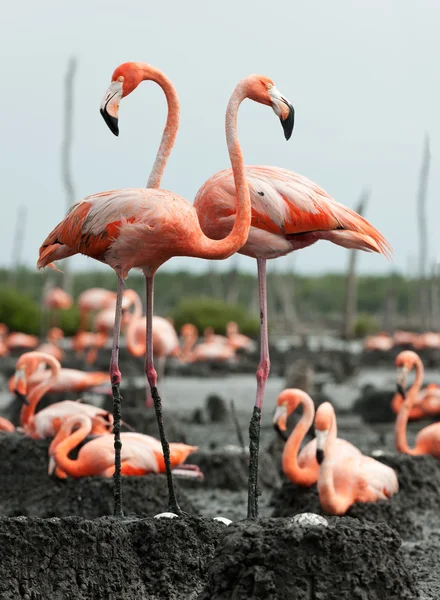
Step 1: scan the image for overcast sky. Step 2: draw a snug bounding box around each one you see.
[1,0,438,277]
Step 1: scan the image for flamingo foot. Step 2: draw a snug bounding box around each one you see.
[247,405,262,519]
[150,385,181,515]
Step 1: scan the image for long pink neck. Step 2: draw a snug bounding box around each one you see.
[395,359,423,455]
[193,82,251,259]
[317,410,349,513]
[137,64,180,189]
[20,361,60,427]
[282,394,316,485]
[53,419,92,477]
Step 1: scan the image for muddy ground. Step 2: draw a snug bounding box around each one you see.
[0,357,439,598]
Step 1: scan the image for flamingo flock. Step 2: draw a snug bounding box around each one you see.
[8,56,433,526]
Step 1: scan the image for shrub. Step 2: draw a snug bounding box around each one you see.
[171,296,259,336]
[0,287,41,335]
[353,314,379,338]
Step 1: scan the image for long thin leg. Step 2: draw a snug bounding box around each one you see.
[145,275,181,514]
[248,257,270,519]
[110,275,125,518]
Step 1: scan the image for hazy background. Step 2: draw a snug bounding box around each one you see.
[1,0,438,276]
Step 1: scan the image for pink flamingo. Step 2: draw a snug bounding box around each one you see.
[77,288,118,331]
[193,128,391,521]
[6,332,39,351]
[316,402,398,515]
[0,417,15,433]
[12,352,113,439]
[272,389,361,486]
[48,414,200,479]
[37,61,291,515]
[37,327,65,363]
[363,332,393,352]
[226,321,254,352]
[0,324,9,357]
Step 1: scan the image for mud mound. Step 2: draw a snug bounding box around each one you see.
[270,452,440,540]
[0,433,194,518]
[402,537,440,599]
[0,515,225,600]
[187,449,280,491]
[198,517,417,600]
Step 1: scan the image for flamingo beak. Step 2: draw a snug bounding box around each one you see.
[100,80,123,137]
[48,456,56,475]
[269,86,295,140]
[396,367,408,399]
[13,369,29,404]
[272,404,288,441]
[396,383,406,400]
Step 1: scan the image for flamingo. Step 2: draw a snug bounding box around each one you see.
[315,402,398,515]
[77,288,117,330]
[6,332,39,351]
[0,324,9,357]
[12,352,113,439]
[179,324,235,363]
[272,389,361,486]
[363,332,393,352]
[37,61,292,516]
[395,354,440,457]
[0,417,15,432]
[37,327,65,363]
[72,330,108,365]
[226,321,254,352]
[194,139,391,521]
[391,350,440,419]
[48,413,200,479]
[413,332,440,350]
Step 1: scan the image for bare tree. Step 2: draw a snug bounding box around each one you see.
[342,188,370,339]
[417,134,431,330]
[61,57,78,294]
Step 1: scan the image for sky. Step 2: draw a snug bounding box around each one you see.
[1,0,438,277]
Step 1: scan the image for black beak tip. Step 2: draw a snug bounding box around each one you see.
[316,448,324,465]
[100,108,119,137]
[273,423,288,442]
[280,104,295,140]
[14,390,29,406]
[396,383,406,400]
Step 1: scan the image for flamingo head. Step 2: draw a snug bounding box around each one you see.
[395,350,419,399]
[244,75,294,140]
[272,388,309,440]
[12,367,28,403]
[314,402,334,465]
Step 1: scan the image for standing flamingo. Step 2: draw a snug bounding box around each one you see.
[272,389,361,486]
[48,414,200,479]
[315,402,398,515]
[38,61,292,516]
[193,133,391,522]
[77,288,117,330]
[12,352,113,439]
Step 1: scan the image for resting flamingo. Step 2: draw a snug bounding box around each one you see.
[316,402,398,515]
[0,417,15,433]
[272,389,361,486]
[363,332,393,352]
[194,124,391,522]
[395,354,440,457]
[6,332,39,351]
[12,352,113,439]
[77,288,117,330]
[392,350,440,419]
[37,327,65,363]
[226,321,254,352]
[48,413,200,479]
[37,61,291,515]
[72,330,108,365]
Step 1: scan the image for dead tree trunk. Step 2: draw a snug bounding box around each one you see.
[61,57,78,294]
[342,189,369,339]
[417,134,431,330]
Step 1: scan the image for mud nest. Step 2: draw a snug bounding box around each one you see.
[198,516,417,600]
[186,448,280,491]
[0,433,194,518]
[270,453,440,540]
[0,515,226,600]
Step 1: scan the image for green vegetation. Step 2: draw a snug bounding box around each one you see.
[0,266,419,336]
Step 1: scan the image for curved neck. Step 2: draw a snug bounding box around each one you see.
[20,363,60,427]
[53,421,92,477]
[137,64,180,189]
[317,410,347,512]
[394,396,420,455]
[282,395,315,485]
[410,357,424,396]
[126,317,146,358]
[193,84,251,259]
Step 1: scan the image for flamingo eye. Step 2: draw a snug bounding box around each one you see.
[118,76,124,82]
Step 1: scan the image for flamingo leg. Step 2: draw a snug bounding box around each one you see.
[145,275,181,514]
[110,275,125,518]
[248,257,270,519]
